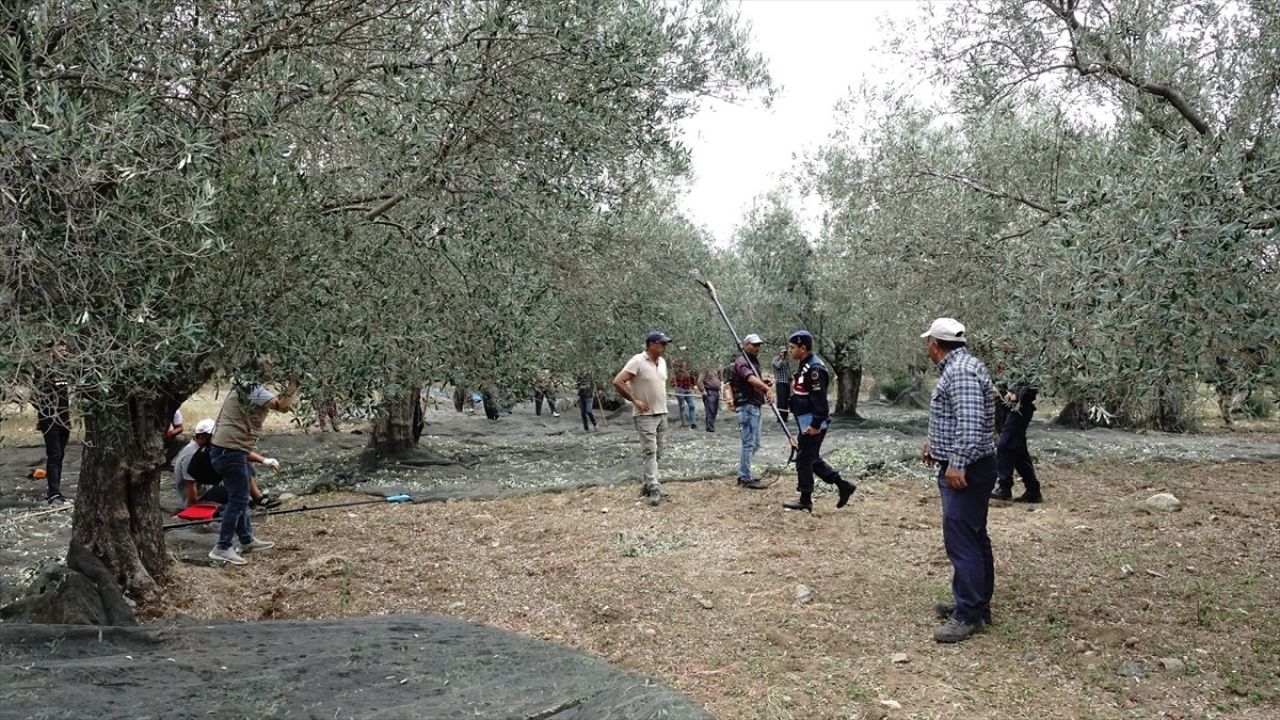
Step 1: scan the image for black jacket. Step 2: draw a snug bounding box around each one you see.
[788,353,831,429]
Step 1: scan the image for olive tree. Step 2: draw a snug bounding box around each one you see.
[801,0,1277,429]
[2,0,768,597]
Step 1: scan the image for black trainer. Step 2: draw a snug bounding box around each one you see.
[782,498,812,512]
[1013,490,1043,503]
[990,487,1013,501]
[737,479,768,490]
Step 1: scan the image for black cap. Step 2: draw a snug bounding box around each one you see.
[645,330,671,344]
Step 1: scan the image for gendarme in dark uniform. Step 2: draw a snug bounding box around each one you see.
[783,330,856,511]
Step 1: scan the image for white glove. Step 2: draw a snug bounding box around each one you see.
[261,458,281,472]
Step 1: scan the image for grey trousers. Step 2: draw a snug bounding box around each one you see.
[633,413,667,491]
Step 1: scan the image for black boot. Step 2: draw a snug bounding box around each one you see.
[990,485,1013,501]
[1013,486,1043,503]
[783,492,812,511]
[835,478,857,508]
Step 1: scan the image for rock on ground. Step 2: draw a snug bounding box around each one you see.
[1143,493,1183,512]
[0,614,710,720]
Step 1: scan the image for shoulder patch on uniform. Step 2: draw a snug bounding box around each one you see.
[810,370,820,379]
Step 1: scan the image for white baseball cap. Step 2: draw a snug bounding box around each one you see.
[194,418,216,435]
[920,318,967,343]
[742,333,763,345]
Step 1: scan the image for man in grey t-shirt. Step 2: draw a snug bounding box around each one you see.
[612,331,671,506]
[208,373,296,565]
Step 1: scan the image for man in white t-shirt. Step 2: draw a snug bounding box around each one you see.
[612,330,671,506]
[164,409,186,464]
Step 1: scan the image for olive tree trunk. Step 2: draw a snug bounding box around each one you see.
[71,396,172,600]
[370,386,419,456]
[834,364,862,418]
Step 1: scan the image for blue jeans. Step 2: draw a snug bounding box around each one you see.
[737,404,762,482]
[676,388,697,427]
[210,446,254,550]
[937,455,997,624]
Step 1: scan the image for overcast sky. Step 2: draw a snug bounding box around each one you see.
[678,0,931,244]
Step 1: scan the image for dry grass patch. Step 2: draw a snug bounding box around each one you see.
[163,462,1280,718]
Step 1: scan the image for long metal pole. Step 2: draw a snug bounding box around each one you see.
[697,279,797,462]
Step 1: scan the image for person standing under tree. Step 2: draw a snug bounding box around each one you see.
[612,331,671,507]
[672,351,699,429]
[990,375,1042,503]
[35,341,72,505]
[207,361,296,565]
[919,317,998,644]
[576,374,598,432]
[730,333,773,490]
[534,368,560,417]
[697,363,723,432]
[771,346,791,422]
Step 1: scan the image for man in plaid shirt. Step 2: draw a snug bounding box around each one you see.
[920,317,997,643]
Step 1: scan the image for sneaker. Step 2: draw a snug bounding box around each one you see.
[933,603,993,625]
[782,498,813,512]
[1013,490,1043,503]
[46,494,71,507]
[934,616,983,643]
[689,424,697,430]
[208,547,247,565]
[255,494,282,509]
[737,479,768,490]
[990,487,1013,501]
[237,538,275,553]
[553,412,560,418]
[836,479,857,508]
[647,488,662,507]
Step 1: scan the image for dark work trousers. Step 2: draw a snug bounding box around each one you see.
[776,387,790,422]
[937,455,997,624]
[579,395,597,431]
[794,426,842,492]
[534,389,557,416]
[482,392,500,420]
[41,425,70,499]
[996,410,1039,492]
[702,389,720,431]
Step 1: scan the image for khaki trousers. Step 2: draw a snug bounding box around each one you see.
[634,413,667,491]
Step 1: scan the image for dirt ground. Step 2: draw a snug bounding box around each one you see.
[4,392,1279,719]
[161,460,1280,720]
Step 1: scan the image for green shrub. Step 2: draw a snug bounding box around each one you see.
[1243,393,1274,419]
[879,376,911,402]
